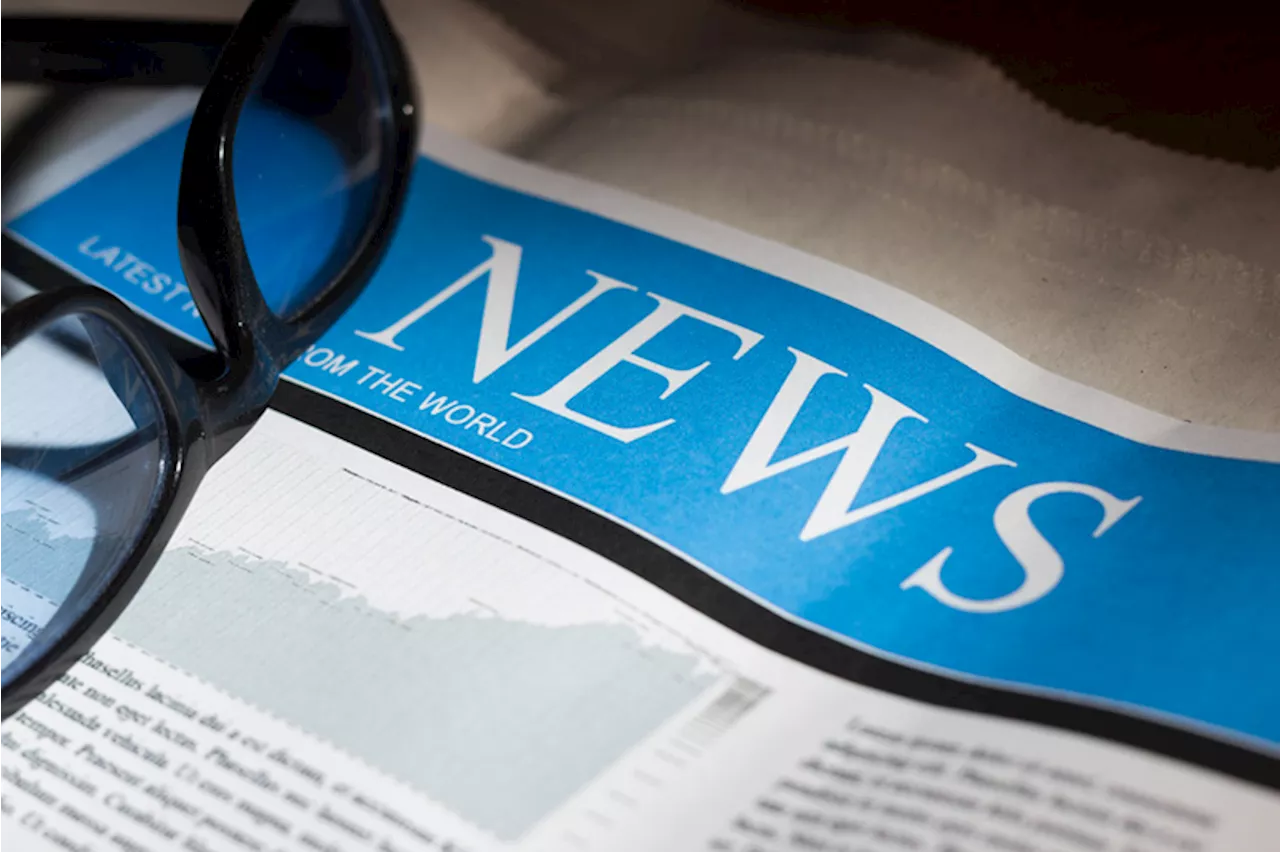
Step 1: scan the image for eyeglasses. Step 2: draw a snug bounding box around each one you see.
[0,0,418,718]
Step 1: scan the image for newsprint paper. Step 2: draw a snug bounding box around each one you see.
[3,95,1277,852]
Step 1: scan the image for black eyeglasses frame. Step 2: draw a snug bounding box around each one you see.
[0,0,419,718]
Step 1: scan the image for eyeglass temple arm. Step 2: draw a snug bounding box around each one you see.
[2,17,236,87]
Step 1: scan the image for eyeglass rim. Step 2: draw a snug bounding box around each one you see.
[0,0,418,718]
[177,0,418,447]
[0,286,205,718]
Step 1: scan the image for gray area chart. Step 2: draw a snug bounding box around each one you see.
[112,545,716,839]
[3,508,96,603]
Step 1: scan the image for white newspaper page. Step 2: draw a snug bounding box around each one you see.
[2,102,1277,852]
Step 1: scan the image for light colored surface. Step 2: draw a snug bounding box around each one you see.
[5,3,1276,429]
[525,42,1280,431]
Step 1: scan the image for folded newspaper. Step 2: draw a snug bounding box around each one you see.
[3,95,1277,852]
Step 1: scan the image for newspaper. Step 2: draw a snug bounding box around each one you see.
[2,98,1277,852]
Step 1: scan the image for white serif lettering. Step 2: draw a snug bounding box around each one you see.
[900,481,1142,613]
[721,347,1015,542]
[354,236,635,382]
[515,294,762,442]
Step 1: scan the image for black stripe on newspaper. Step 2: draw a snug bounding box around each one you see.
[269,380,1279,792]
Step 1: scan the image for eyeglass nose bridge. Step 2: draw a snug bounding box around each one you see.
[197,332,286,461]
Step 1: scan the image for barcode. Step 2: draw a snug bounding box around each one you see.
[682,676,771,745]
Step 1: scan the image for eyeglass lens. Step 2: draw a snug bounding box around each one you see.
[233,0,390,321]
[1,314,167,687]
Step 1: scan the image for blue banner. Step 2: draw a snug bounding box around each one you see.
[11,113,1279,747]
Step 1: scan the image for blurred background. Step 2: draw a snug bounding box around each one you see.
[4,0,1279,429]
